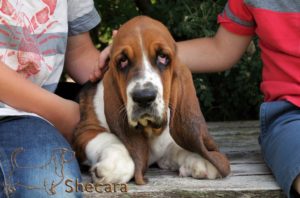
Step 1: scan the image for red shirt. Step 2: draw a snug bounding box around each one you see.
[218,0,300,107]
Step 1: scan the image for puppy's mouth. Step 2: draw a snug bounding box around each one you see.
[129,112,164,129]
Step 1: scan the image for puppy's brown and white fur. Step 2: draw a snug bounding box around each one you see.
[73,16,230,185]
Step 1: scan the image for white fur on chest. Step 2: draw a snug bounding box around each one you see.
[93,81,110,131]
[148,109,173,165]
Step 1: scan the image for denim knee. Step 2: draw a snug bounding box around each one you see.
[11,147,82,198]
[0,116,82,198]
[259,101,300,198]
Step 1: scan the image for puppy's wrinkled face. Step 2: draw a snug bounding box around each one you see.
[109,17,176,132]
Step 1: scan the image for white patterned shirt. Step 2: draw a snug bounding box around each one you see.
[0,0,101,117]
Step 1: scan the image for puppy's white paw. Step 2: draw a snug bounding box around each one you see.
[179,153,220,179]
[86,133,135,183]
[90,144,134,183]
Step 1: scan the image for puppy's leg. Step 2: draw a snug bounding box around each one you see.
[157,139,221,179]
[86,132,135,183]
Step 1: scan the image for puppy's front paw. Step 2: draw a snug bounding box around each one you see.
[90,144,134,183]
[179,153,220,179]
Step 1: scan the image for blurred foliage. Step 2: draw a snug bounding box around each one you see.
[92,0,263,121]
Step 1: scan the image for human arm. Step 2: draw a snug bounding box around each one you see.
[64,32,106,84]
[0,32,102,141]
[0,62,79,142]
[177,26,253,73]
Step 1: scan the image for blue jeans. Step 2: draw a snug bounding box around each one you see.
[0,116,82,198]
[259,101,300,198]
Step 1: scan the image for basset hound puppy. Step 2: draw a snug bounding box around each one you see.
[73,16,230,185]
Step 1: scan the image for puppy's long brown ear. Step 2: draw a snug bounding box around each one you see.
[169,61,230,178]
[102,71,149,185]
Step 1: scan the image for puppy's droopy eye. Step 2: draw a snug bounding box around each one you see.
[118,56,129,69]
[157,54,168,65]
[156,53,169,70]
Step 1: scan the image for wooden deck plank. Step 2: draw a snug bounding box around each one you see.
[82,121,285,197]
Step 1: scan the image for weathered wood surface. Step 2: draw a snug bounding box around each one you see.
[82,121,285,198]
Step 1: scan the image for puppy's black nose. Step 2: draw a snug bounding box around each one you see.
[132,89,157,107]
